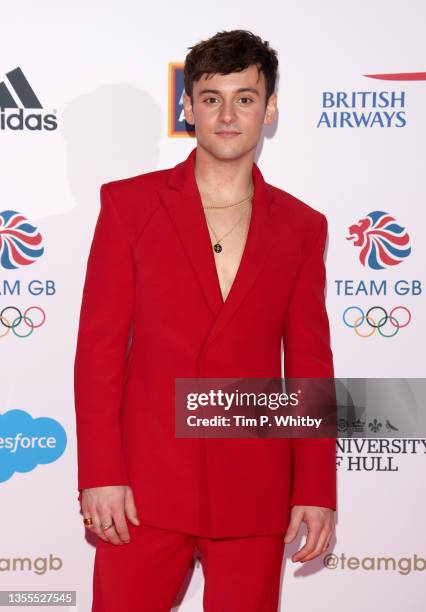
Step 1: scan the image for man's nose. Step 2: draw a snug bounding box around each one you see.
[218,100,237,124]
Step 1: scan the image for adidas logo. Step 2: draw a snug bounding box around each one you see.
[0,67,57,131]
[0,66,42,109]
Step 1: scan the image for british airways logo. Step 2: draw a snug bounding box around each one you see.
[317,90,406,128]
[317,70,426,128]
[0,66,58,131]
[364,72,426,81]
[346,211,411,270]
[0,210,44,269]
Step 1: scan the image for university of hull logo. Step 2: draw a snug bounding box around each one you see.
[346,211,411,270]
[0,67,57,131]
[168,62,195,137]
[0,210,44,269]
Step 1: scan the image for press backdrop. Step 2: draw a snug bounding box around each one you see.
[1,1,425,610]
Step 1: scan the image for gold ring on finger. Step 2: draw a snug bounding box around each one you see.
[101,522,114,531]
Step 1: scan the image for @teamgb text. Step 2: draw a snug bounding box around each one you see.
[343,305,411,337]
[0,306,46,338]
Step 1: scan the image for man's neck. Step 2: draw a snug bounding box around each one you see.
[194,145,255,204]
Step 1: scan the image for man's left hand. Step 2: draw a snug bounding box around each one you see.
[284,505,335,563]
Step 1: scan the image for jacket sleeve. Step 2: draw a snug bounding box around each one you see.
[283,213,337,510]
[74,183,135,493]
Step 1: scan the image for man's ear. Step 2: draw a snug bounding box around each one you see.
[183,92,195,126]
[263,92,277,126]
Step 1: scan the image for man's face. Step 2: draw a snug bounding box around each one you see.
[183,64,277,160]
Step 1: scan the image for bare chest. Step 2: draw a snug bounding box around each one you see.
[204,205,253,303]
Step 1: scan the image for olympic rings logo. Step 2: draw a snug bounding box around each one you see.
[342,306,412,338]
[0,306,46,338]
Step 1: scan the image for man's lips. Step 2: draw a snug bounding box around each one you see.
[215,131,241,137]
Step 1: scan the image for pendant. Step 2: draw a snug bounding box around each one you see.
[213,243,222,253]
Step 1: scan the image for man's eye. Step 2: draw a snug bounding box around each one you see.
[203,97,253,104]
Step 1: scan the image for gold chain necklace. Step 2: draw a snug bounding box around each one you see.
[205,201,252,253]
[202,189,254,210]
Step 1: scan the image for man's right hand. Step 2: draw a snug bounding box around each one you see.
[80,485,140,545]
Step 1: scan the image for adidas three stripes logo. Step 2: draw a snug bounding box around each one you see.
[0,67,42,109]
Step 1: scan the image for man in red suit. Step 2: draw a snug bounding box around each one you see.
[74,29,336,611]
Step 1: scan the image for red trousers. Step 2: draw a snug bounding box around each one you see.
[92,521,286,611]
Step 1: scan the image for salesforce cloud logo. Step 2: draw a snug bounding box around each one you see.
[0,410,66,483]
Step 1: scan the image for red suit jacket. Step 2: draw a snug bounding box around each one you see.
[74,146,336,538]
